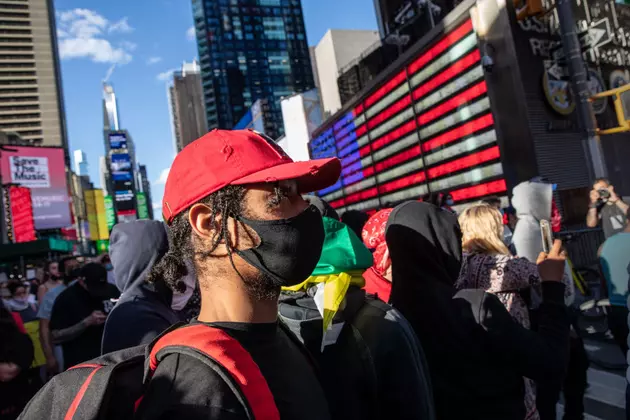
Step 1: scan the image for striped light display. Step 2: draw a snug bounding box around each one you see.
[309,18,504,212]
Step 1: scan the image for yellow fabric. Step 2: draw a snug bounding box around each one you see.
[24,320,46,368]
[282,270,365,333]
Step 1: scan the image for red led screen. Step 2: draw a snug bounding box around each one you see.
[311,17,504,212]
[8,186,36,243]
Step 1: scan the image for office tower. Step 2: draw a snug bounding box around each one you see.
[191,0,315,137]
[137,164,153,220]
[102,83,138,223]
[0,0,69,160]
[167,60,208,153]
[103,82,120,131]
[279,89,322,161]
[74,150,88,176]
[313,29,380,115]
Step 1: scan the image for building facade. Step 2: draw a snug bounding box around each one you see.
[168,60,208,153]
[313,29,380,116]
[279,89,322,161]
[191,0,315,137]
[73,149,88,176]
[0,0,69,162]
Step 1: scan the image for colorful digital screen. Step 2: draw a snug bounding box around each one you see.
[0,146,71,230]
[109,132,128,150]
[111,153,132,181]
[8,186,36,243]
[309,19,505,213]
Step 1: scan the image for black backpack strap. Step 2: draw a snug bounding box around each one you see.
[146,324,280,420]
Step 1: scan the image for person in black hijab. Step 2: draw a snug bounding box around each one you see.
[386,201,570,420]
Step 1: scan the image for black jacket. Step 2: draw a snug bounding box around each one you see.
[102,221,181,354]
[386,202,570,420]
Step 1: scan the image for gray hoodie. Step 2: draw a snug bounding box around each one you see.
[102,220,181,354]
[511,181,574,306]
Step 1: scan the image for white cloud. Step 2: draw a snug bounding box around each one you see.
[156,69,176,82]
[56,9,136,65]
[59,38,132,64]
[108,17,134,34]
[146,56,162,65]
[154,167,170,185]
[186,26,196,41]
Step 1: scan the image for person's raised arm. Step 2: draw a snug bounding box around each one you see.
[609,186,629,216]
[480,240,570,381]
[51,310,106,344]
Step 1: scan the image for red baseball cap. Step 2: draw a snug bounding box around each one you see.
[162,129,341,224]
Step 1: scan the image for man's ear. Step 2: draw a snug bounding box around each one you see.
[189,203,221,241]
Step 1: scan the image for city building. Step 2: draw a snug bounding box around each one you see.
[191,0,315,137]
[73,150,88,176]
[313,29,380,115]
[168,60,208,153]
[137,164,153,220]
[101,83,138,224]
[278,89,322,161]
[0,0,69,163]
[233,98,274,135]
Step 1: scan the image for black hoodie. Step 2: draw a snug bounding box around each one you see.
[386,202,570,420]
[101,220,181,354]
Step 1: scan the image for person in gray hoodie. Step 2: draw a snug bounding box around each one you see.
[512,180,585,420]
[101,220,182,354]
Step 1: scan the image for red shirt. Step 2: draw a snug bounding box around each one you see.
[363,267,392,303]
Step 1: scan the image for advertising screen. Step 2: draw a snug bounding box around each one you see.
[310,19,505,214]
[0,146,71,230]
[109,132,128,150]
[136,192,149,219]
[115,190,135,212]
[8,186,36,243]
[94,189,109,239]
[104,195,116,230]
[111,153,132,181]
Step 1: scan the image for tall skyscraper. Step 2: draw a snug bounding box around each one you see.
[168,60,208,153]
[191,0,315,137]
[0,0,69,161]
[137,164,153,220]
[313,29,380,115]
[74,150,88,176]
[103,83,120,131]
[102,83,138,224]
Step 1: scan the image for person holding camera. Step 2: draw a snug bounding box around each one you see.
[586,178,628,238]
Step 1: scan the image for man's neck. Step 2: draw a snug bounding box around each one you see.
[197,276,278,324]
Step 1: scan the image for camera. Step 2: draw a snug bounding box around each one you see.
[598,189,611,200]
[481,54,494,73]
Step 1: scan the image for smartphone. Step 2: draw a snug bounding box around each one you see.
[540,219,554,254]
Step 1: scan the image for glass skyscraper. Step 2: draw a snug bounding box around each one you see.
[192,0,315,138]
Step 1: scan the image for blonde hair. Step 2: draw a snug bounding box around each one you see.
[459,204,511,255]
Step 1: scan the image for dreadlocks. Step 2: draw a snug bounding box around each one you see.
[147,185,246,293]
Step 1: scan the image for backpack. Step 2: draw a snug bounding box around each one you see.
[18,324,280,420]
[278,287,436,420]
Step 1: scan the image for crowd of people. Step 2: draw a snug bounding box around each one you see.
[2,129,629,420]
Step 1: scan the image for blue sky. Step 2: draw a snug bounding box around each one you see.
[56,0,377,219]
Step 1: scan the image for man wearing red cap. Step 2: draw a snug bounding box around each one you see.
[139,130,340,419]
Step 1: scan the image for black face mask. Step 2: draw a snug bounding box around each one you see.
[235,205,325,287]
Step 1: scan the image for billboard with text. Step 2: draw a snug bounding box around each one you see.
[0,146,71,230]
[108,132,128,150]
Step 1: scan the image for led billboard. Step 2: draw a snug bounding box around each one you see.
[8,186,36,243]
[136,192,149,219]
[0,146,71,230]
[111,153,132,181]
[104,195,116,230]
[310,19,505,214]
[109,132,128,150]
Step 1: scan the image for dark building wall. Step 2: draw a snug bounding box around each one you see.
[192,0,314,136]
[172,71,208,152]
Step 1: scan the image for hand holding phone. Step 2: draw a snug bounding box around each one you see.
[540,219,554,254]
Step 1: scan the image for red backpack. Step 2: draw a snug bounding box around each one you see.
[18,324,280,420]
